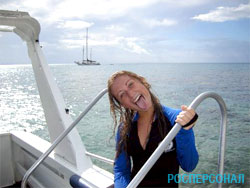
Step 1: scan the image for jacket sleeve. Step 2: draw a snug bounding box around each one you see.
[114,124,131,187]
[163,106,199,172]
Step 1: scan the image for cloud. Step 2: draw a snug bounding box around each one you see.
[59,39,84,48]
[144,18,177,27]
[59,32,118,49]
[1,0,249,64]
[43,0,160,23]
[192,3,250,22]
[57,20,94,30]
[59,33,149,55]
[1,0,212,24]
[105,25,126,33]
[58,37,117,49]
[1,0,219,24]
[119,37,150,55]
[0,0,52,19]
[159,0,213,7]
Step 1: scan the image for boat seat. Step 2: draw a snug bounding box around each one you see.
[70,175,89,188]
[70,174,114,188]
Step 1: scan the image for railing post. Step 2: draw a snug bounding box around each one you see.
[127,92,227,188]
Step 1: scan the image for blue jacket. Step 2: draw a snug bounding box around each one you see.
[114,106,199,187]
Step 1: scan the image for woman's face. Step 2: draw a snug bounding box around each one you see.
[111,75,153,112]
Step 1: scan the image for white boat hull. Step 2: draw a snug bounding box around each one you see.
[0,131,114,188]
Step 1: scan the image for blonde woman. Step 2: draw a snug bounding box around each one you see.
[108,71,199,187]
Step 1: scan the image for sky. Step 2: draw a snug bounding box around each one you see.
[0,0,249,64]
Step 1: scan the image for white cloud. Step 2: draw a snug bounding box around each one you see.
[57,20,94,30]
[59,32,118,48]
[0,0,214,26]
[59,34,149,55]
[59,39,84,49]
[0,0,52,18]
[0,0,215,20]
[44,0,160,23]
[20,0,51,9]
[1,0,248,64]
[126,41,149,55]
[105,25,126,33]
[160,0,213,7]
[144,18,177,27]
[192,3,250,22]
[59,37,117,49]
[119,37,150,55]
[0,0,163,27]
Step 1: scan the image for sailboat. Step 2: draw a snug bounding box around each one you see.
[74,28,100,65]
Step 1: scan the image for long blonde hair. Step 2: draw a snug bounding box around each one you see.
[108,71,169,157]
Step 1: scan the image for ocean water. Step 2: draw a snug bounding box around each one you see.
[0,63,249,187]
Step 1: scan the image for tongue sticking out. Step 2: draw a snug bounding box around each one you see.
[136,96,147,110]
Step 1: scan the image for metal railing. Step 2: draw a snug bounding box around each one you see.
[21,88,108,188]
[127,91,227,188]
[22,91,227,188]
[85,151,114,165]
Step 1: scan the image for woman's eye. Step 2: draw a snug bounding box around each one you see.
[119,92,124,99]
[128,81,134,87]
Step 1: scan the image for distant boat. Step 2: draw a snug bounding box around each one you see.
[74,28,100,65]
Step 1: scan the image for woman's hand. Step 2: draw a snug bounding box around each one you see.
[175,105,197,130]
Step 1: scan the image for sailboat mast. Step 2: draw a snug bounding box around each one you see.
[86,28,88,61]
[82,45,84,61]
[90,48,92,61]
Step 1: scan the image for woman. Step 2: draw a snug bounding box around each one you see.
[108,71,199,187]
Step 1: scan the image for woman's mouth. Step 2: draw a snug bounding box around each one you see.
[134,94,141,103]
[134,94,147,110]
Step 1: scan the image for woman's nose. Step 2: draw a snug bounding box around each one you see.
[127,89,135,98]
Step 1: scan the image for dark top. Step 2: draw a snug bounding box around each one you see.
[113,106,199,188]
[127,116,179,187]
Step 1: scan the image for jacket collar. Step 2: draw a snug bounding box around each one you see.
[132,112,156,122]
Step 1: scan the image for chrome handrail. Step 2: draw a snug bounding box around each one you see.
[127,92,227,188]
[85,151,114,165]
[21,88,108,188]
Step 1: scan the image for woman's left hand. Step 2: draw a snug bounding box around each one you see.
[175,105,197,130]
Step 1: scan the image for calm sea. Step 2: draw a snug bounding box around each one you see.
[0,63,249,187]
